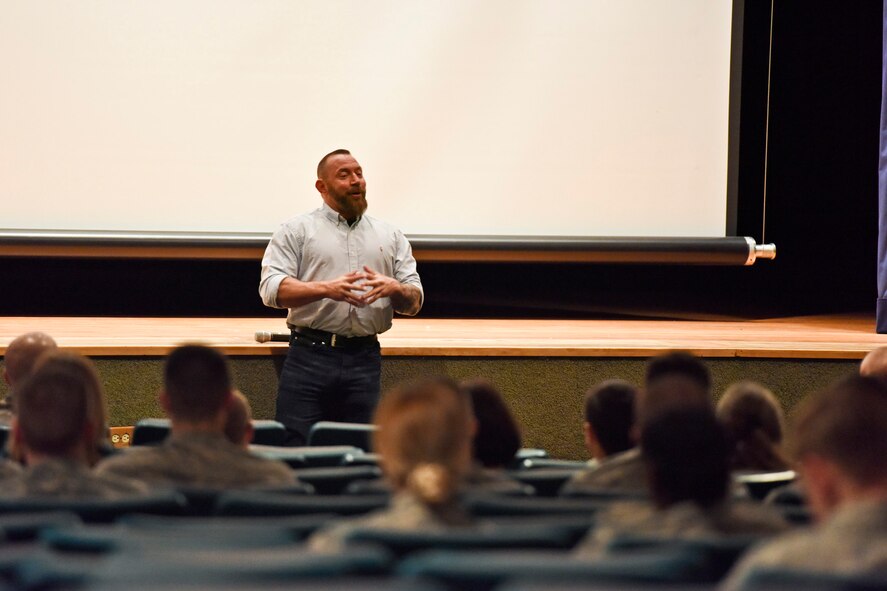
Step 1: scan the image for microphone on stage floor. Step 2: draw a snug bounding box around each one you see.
[254,331,291,343]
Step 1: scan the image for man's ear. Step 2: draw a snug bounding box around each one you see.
[583,422,603,460]
[315,179,326,195]
[11,418,22,447]
[158,390,171,414]
[800,454,843,522]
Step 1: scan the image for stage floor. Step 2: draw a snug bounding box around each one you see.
[0,314,884,359]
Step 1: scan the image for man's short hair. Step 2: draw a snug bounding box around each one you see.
[642,407,730,509]
[584,380,636,456]
[638,352,713,428]
[645,351,712,392]
[163,345,232,422]
[16,359,91,456]
[4,332,57,385]
[717,380,784,444]
[317,149,352,178]
[461,378,521,468]
[790,374,887,486]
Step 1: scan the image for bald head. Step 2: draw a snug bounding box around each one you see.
[860,347,887,381]
[4,332,58,387]
[224,390,254,447]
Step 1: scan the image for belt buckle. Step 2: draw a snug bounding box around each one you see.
[331,334,338,347]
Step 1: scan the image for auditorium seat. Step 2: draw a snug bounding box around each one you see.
[0,512,81,543]
[343,521,579,558]
[215,491,390,517]
[0,490,187,523]
[513,458,587,470]
[733,470,797,501]
[174,483,314,515]
[464,494,606,518]
[605,533,763,582]
[396,547,714,591]
[291,465,384,495]
[308,421,376,451]
[251,445,365,468]
[41,514,332,554]
[133,418,287,446]
[18,544,393,589]
[131,418,171,446]
[732,566,887,591]
[507,468,588,497]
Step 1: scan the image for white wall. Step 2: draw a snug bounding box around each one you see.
[0,0,733,238]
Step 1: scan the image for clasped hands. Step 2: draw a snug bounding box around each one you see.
[327,266,401,307]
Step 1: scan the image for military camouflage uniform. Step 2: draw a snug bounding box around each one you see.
[0,458,22,482]
[96,431,296,489]
[573,499,789,559]
[560,448,647,496]
[721,500,887,590]
[307,491,474,553]
[0,458,149,499]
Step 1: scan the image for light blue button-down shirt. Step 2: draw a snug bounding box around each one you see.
[259,203,423,337]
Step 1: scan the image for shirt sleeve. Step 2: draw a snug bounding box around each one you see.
[259,223,303,309]
[393,229,424,311]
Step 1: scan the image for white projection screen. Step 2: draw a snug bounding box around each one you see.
[0,0,735,243]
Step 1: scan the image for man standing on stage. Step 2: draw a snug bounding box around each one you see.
[259,149,423,446]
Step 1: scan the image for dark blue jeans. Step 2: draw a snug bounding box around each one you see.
[275,337,381,446]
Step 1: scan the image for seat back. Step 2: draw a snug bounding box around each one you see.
[0,490,188,523]
[733,470,797,501]
[215,491,390,517]
[398,547,710,591]
[345,522,577,558]
[131,418,171,446]
[250,420,287,446]
[308,421,376,451]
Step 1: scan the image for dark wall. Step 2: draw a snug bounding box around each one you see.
[0,1,879,320]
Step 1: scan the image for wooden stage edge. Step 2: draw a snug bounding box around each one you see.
[1,314,886,360]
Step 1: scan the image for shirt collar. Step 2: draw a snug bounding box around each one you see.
[320,202,362,227]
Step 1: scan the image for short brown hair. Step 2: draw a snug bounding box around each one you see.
[16,358,94,456]
[317,149,352,178]
[584,380,637,456]
[164,345,232,422]
[461,378,521,468]
[790,375,887,485]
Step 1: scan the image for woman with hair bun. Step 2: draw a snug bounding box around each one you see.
[308,377,476,552]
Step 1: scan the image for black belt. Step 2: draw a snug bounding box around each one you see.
[291,327,378,349]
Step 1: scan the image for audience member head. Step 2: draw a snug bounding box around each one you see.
[13,353,99,464]
[717,380,788,471]
[3,332,57,388]
[645,351,712,393]
[29,351,111,465]
[636,352,713,433]
[641,406,730,510]
[223,390,254,448]
[583,380,637,460]
[859,346,887,381]
[374,377,475,506]
[788,374,887,522]
[161,344,233,428]
[460,378,521,469]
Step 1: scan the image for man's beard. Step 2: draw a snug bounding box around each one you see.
[332,189,368,221]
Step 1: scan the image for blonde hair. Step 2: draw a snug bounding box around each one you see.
[374,377,473,505]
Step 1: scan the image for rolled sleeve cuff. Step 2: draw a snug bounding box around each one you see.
[260,274,286,309]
